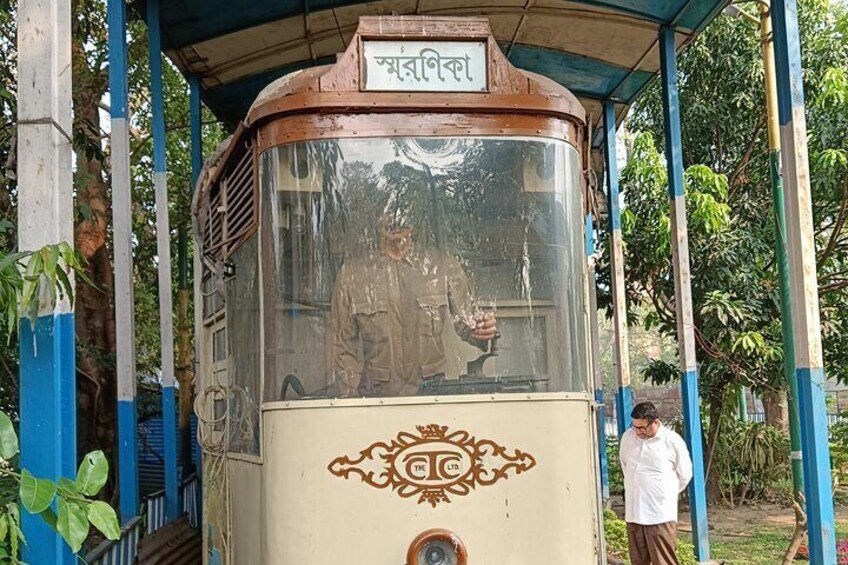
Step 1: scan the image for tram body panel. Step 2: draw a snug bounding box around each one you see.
[261,396,599,563]
[193,16,607,564]
[229,458,263,564]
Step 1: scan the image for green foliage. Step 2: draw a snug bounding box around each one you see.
[709,419,791,505]
[606,436,624,496]
[598,3,848,511]
[0,413,16,461]
[828,413,848,488]
[0,243,86,339]
[0,412,120,559]
[617,0,848,392]
[604,508,628,562]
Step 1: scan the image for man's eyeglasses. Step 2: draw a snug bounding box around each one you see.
[632,421,657,431]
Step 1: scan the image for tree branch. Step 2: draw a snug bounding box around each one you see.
[728,112,766,197]
[820,279,848,294]
[817,174,848,267]
[781,497,808,565]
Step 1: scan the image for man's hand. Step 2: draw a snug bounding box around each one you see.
[468,311,497,342]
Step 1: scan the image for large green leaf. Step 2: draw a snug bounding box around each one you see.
[57,499,88,554]
[57,477,80,498]
[76,450,108,496]
[87,501,120,540]
[19,470,56,514]
[0,411,18,459]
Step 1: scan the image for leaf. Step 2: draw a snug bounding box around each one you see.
[87,501,120,540]
[40,507,58,532]
[0,514,8,544]
[0,251,28,274]
[8,504,21,559]
[0,411,18,459]
[76,450,108,496]
[55,266,73,306]
[57,478,80,498]
[19,470,56,514]
[57,499,88,554]
[42,246,59,282]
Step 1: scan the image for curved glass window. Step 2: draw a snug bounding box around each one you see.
[260,137,588,400]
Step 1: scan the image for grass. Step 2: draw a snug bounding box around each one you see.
[710,522,848,564]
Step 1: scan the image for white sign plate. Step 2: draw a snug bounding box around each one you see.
[363,40,487,92]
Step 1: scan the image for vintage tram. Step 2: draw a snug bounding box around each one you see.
[194,16,604,564]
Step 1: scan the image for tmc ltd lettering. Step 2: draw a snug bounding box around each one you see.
[402,449,464,481]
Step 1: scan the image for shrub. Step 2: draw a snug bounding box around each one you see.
[709,418,792,504]
[606,436,624,495]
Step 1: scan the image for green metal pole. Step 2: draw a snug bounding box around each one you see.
[177,225,194,478]
[761,0,804,508]
[738,386,748,422]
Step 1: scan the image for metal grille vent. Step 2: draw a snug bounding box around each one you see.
[205,137,257,260]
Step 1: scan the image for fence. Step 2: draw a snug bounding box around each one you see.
[85,474,200,564]
[84,516,143,565]
[145,474,201,534]
[604,412,847,437]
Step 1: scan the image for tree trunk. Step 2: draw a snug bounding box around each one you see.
[704,392,725,504]
[177,286,195,479]
[72,39,116,498]
[763,388,789,432]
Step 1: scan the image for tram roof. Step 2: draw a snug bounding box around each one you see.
[145,0,731,137]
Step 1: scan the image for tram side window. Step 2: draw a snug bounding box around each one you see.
[226,236,261,455]
[261,137,589,401]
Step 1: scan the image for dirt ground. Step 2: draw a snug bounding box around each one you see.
[676,503,848,536]
[611,495,848,536]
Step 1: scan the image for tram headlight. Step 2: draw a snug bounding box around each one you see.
[421,541,453,565]
[407,529,467,565]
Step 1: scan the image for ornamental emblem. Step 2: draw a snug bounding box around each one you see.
[328,424,537,507]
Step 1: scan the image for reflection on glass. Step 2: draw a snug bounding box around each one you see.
[227,237,261,454]
[260,137,588,400]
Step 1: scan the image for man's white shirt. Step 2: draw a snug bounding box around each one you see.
[619,423,693,525]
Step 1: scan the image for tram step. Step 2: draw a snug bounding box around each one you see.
[136,516,202,564]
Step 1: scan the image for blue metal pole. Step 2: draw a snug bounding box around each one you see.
[190,76,203,186]
[659,26,710,562]
[586,213,610,501]
[17,0,76,559]
[108,0,140,525]
[189,73,205,520]
[771,2,836,562]
[603,101,633,437]
[148,0,180,523]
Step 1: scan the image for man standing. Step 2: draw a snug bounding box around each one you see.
[620,402,693,565]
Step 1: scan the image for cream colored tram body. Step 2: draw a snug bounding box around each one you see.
[194,16,605,565]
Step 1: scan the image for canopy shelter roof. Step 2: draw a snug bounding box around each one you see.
[144,0,731,136]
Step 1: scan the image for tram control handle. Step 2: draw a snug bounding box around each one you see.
[465,332,501,377]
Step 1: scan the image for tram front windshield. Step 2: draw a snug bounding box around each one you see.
[259,137,589,401]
